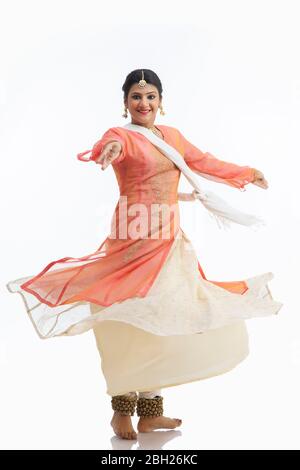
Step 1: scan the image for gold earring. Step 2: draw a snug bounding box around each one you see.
[159,105,165,116]
[122,106,128,118]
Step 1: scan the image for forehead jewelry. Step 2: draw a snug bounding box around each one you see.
[138,70,147,88]
[136,69,162,137]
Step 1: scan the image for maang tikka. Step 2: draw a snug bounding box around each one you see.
[122,70,165,117]
[138,69,147,88]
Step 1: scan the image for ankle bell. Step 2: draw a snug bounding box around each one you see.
[111,392,138,416]
[136,396,164,418]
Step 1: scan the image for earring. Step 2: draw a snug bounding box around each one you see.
[159,105,165,116]
[122,106,128,118]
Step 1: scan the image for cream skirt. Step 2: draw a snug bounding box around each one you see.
[88,231,281,396]
[7,231,282,396]
[92,319,250,396]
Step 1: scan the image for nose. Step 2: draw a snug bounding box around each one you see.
[140,97,149,107]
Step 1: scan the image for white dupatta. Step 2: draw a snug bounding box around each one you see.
[123,123,265,231]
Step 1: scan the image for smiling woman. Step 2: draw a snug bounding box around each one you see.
[122,69,166,140]
[6,68,283,440]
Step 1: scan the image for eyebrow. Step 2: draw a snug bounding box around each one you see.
[130,91,157,95]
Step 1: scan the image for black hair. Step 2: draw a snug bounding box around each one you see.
[122,69,163,101]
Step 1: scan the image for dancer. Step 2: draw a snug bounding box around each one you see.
[7,69,283,440]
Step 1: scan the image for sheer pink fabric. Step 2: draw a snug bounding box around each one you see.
[20,125,255,307]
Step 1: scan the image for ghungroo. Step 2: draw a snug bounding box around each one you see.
[136,396,163,418]
[111,392,138,416]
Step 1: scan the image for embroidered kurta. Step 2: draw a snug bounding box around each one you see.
[6,124,283,395]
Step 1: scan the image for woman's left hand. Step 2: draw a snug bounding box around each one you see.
[251,168,269,189]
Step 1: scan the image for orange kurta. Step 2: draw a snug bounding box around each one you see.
[7,125,282,338]
[6,125,283,395]
[19,126,254,305]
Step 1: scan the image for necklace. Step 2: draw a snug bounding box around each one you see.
[149,125,163,140]
[131,122,163,139]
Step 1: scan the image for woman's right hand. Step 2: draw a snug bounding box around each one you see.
[94,140,123,170]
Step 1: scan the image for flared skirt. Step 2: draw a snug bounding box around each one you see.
[6,229,283,395]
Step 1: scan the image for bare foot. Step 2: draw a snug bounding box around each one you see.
[137,415,182,433]
[110,411,137,440]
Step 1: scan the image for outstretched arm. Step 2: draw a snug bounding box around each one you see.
[177,129,257,191]
[77,128,126,166]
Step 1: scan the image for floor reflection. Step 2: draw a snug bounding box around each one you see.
[110,429,182,450]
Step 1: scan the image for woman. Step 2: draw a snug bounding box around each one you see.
[7,69,283,441]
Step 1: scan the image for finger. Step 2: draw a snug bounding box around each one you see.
[97,149,113,165]
[97,148,116,167]
[253,180,265,189]
[258,181,268,189]
[102,150,121,169]
[101,151,119,170]
[96,143,116,163]
[101,156,112,170]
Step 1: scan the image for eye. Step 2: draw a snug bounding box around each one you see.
[131,95,156,100]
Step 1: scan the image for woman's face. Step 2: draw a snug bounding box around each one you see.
[125,83,161,127]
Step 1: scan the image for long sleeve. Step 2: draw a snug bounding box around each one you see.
[77,127,127,165]
[177,129,255,191]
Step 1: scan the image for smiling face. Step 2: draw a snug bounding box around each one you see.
[124,83,162,128]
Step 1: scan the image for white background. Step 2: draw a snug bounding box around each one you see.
[1,0,299,450]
